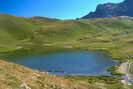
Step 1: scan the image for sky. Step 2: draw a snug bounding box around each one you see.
[0,0,124,19]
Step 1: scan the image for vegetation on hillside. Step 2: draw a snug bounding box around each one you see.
[0,60,91,89]
[0,14,133,89]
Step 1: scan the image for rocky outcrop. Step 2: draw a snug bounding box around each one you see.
[82,0,133,19]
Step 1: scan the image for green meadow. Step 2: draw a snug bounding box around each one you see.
[0,14,133,61]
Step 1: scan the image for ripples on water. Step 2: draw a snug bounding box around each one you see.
[6,51,117,76]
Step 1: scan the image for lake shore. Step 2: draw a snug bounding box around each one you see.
[117,61,133,86]
[117,62,128,74]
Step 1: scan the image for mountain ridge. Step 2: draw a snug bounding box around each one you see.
[82,0,133,19]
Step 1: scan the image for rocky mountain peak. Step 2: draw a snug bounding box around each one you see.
[82,0,133,19]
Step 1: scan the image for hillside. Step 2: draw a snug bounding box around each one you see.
[82,0,133,19]
[0,14,133,58]
[0,14,59,52]
[0,14,133,89]
[0,60,92,89]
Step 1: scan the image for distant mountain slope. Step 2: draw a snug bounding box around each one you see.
[0,14,59,52]
[0,14,133,53]
[82,0,133,19]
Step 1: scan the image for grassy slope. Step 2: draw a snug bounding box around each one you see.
[0,14,133,89]
[0,60,92,89]
[0,14,58,52]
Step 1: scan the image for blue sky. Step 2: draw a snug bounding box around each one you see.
[1,0,124,19]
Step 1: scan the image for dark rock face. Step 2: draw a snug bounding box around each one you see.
[82,0,133,19]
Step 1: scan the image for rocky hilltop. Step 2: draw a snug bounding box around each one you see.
[82,0,133,19]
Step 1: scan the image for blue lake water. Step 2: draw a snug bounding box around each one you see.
[7,51,117,76]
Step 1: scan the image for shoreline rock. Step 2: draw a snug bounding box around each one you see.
[118,61,133,85]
